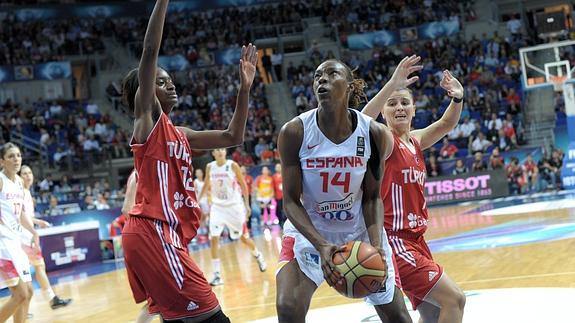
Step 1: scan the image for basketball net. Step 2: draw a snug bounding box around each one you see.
[549,75,568,92]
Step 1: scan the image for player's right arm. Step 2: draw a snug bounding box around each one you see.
[278,119,342,286]
[198,164,211,201]
[121,171,137,217]
[132,0,169,144]
[361,55,422,119]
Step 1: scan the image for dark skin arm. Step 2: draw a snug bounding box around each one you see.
[133,0,168,144]
[178,45,258,149]
[278,118,343,287]
[361,121,388,278]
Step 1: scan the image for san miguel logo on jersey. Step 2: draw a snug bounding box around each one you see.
[314,193,354,221]
[356,136,365,157]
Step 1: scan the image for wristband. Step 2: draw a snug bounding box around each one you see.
[452,96,463,103]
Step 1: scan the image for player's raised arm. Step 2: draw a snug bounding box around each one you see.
[133,0,169,144]
[411,70,464,149]
[179,44,258,149]
[362,55,422,119]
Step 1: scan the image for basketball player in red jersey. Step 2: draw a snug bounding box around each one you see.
[120,1,258,321]
[276,60,412,323]
[362,56,466,323]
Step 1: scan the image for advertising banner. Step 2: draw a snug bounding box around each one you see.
[425,170,509,206]
[34,62,72,80]
[214,48,242,66]
[158,54,190,71]
[39,221,101,272]
[42,208,120,240]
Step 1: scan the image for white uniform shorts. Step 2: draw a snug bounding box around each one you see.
[209,203,247,240]
[0,237,32,289]
[279,221,396,305]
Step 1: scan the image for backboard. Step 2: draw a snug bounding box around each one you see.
[519,40,575,91]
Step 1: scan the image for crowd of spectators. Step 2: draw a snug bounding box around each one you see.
[0,16,106,65]
[34,174,125,217]
[1,98,130,168]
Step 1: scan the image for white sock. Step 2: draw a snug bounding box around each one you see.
[212,259,221,275]
[252,249,260,257]
[44,288,56,300]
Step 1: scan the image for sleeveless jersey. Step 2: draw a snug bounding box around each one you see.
[0,172,25,240]
[255,175,273,199]
[193,178,207,204]
[208,160,242,206]
[298,108,372,233]
[381,134,429,237]
[130,113,202,247]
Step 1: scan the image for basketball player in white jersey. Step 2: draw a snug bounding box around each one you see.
[19,165,72,317]
[199,148,267,286]
[275,60,412,322]
[0,143,39,323]
[194,168,210,234]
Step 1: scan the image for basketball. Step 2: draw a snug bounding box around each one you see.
[331,241,387,298]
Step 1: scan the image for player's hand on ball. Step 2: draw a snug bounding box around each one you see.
[374,246,388,281]
[318,243,344,287]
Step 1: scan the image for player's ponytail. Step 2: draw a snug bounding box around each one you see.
[349,78,368,109]
[121,68,139,114]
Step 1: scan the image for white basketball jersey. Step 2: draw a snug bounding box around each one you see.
[298,108,372,233]
[0,172,25,240]
[208,160,243,206]
[193,178,207,203]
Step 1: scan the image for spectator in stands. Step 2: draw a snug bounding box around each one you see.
[85,101,99,115]
[426,155,442,178]
[271,51,283,81]
[254,137,269,161]
[549,150,564,189]
[506,14,522,40]
[488,147,504,170]
[506,157,525,195]
[485,113,502,131]
[452,159,468,175]
[95,193,110,210]
[470,132,491,154]
[471,152,487,172]
[84,195,97,210]
[439,137,458,160]
[496,128,512,151]
[295,92,309,114]
[459,116,474,139]
[38,175,54,193]
[44,195,63,216]
[523,153,539,192]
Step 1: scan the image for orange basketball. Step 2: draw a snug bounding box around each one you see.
[331,241,387,298]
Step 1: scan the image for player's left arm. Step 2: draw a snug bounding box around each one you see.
[20,185,39,248]
[178,44,258,149]
[121,170,137,217]
[232,162,251,217]
[362,121,386,250]
[412,70,464,149]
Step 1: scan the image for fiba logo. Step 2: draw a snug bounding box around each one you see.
[173,192,200,210]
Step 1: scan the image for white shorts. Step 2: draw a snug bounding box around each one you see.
[279,221,396,305]
[0,237,32,289]
[209,203,247,240]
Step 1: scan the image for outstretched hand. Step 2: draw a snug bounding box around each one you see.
[239,43,258,91]
[439,70,464,99]
[389,55,423,90]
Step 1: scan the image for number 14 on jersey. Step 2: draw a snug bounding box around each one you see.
[319,172,350,193]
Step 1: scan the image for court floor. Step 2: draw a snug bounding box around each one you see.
[6,190,575,322]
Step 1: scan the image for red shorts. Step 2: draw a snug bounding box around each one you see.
[388,234,443,310]
[123,216,219,320]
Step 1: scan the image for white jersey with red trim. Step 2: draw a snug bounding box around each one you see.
[0,172,26,241]
[208,160,242,206]
[296,108,372,233]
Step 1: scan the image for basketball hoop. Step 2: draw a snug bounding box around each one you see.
[549,75,567,92]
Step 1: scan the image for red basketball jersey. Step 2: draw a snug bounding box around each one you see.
[382,134,429,237]
[130,113,201,247]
